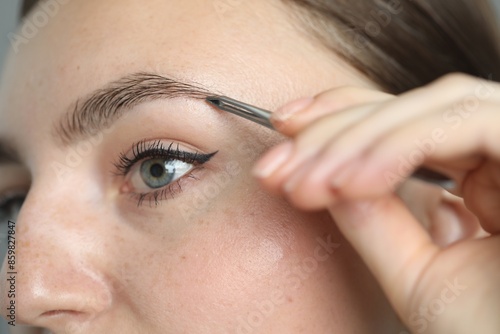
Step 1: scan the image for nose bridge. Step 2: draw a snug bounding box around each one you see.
[1,180,113,326]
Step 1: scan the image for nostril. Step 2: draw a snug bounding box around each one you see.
[40,310,85,318]
[36,310,91,333]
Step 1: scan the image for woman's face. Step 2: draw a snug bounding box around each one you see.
[0,0,400,332]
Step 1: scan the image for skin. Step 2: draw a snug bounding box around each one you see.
[4,1,495,333]
[0,0,406,333]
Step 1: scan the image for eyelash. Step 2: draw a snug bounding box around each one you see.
[114,140,217,207]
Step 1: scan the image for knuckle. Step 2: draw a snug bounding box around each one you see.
[434,72,476,88]
[316,85,361,101]
[314,86,364,110]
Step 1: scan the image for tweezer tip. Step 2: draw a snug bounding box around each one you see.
[206,96,223,106]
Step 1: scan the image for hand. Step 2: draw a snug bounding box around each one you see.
[254,73,500,333]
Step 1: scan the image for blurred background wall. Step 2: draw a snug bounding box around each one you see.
[0,2,20,72]
[1,2,22,333]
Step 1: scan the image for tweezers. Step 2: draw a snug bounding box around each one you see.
[206,95,455,190]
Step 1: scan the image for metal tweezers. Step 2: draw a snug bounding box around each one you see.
[206,95,455,190]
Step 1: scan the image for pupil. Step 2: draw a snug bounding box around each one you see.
[150,163,165,178]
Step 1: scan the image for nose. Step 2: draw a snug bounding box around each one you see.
[1,182,113,331]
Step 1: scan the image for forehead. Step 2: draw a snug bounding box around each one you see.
[2,0,295,96]
[0,0,364,162]
[0,0,302,149]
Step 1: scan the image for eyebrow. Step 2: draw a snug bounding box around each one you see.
[54,72,215,145]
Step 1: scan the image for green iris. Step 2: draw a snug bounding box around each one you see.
[140,159,177,189]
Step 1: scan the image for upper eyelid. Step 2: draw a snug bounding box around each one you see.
[113,140,216,175]
[114,141,188,175]
[113,140,176,175]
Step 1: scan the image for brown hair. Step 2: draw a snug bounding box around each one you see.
[21,0,500,93]
[284,0,500,93]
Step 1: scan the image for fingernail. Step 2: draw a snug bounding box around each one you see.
[253,142,294,179]
[272,97,314,123]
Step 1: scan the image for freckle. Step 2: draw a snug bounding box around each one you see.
[181,255,187,260]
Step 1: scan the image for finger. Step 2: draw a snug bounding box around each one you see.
[254,103,377,192]
[462,161,500,234]
[318,73,500,177]
[337,104,499,192]
[271,86,393,137]
[283,77,500,206]
[333,105,500,232]
[277,99,447,208]
[258,75,499,203]
[258,83,443,195]
[335,109,485,196]
[254,87,391,189]
[328,195,439,313]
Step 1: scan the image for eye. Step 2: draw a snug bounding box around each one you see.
[0,191,25,243]
[114,140,217,207]
[0,190,25,222]
[129,158,194,191]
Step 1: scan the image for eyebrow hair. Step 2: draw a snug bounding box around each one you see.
[54,72,215,145]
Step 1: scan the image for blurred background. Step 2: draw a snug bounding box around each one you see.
[0,2,20,72]
[1,2,24,333]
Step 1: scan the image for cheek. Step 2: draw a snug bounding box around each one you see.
[172,232,285,302]
[137,199,337,328]
[118,145,339,327]
[159,213,293,317]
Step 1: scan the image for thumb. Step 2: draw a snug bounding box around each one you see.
[328,195,439,314]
